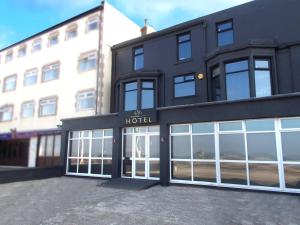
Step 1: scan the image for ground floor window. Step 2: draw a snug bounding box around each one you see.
[67,129,113,177]
[37,134,61,167]
[170,118,300,192]
[122,126,160,180]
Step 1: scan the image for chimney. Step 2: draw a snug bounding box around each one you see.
[141,19,155,36]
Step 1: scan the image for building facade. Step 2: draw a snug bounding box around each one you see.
[0,2,140,168]
[62,0,300,193]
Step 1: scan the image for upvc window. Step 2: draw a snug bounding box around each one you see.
[3,75,17,92]
[18,47,27,58]
[124,82,138,111]
[174,74,195,98]
[177,33,191,61]
[48,35,59,47]
[78,52,97,72]
[87,17,98,32]
[211,66,222,101]
[133,47,144,70]
[254,59,272,97]
[5,51,13,62]
[225,60,250,101]
[21,101,34,118]
[217,20,234,47]
[32,39,42,52]
[0,106,13,122]
[39,98,57,116]
[24,69,38,86]
[42,63,60,81]
[76,91,96,111]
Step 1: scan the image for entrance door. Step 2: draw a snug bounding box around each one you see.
[122,126,160,180]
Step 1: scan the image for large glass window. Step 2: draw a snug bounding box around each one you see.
[211,66,222,101]
[254,59,272,97]
[67,129,113,177]
[124,80,155,111]
[48,34,59,47]
[225,60,250,100]
[134,47,144,70]
[174,74,195,98]
[87,16,98,32]
[124,82,138,111]
[37,135,61,167]
[177,33,191,61]
[170,118,300,192]
[217,20,234,47]
[42,63,60,82]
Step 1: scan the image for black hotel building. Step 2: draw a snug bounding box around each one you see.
[62,0,300,193]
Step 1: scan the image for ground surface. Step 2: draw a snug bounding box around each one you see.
[0,177,299,225]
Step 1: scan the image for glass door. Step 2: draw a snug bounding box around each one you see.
[133,135,147,178]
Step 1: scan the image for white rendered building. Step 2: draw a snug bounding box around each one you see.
[0,1,140,168]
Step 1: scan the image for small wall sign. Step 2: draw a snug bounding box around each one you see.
[121,109,158,126]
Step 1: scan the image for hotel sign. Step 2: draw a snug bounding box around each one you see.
[121,110,158,126]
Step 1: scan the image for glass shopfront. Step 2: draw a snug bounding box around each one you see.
[170,118,300,192]
[67,129,113,177]
[122,126,160,180]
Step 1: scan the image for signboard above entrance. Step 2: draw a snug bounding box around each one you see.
[120,110,158,126]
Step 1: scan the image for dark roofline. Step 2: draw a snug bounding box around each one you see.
[0,4,103,52]
[112,0,255,50]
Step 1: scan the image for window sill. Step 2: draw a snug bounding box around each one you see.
[174,58,192,65]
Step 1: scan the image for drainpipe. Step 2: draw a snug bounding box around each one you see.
[95,1,105,115]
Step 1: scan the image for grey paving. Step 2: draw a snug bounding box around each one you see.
[0,177,299,225]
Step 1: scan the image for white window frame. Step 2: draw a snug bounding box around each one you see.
[42,63,60,82]
[24,69,38,86]
[86,16,99,32]
[21,101,35,118]
[18,46,27,58]
[0,105,13,122]
[48,34,59,47]
[5,51,13,62]
[39,97,57,117]
[76,90,96,111]
[169,117,300,194]
[78,52,97,73]
[66,129,113,178]
[3,75,17,92]
[32,39,42,52]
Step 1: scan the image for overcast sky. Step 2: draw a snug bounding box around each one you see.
[0,0,252,49]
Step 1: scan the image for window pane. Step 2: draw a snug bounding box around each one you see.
[226,60,248,73]
[178,34,190,42]
[172,161,191,180]
[92,130,102,138]
[103,159,112,175]
[103,138,112,157]
[124,90,137,111]
[218,30,233,46]
[247,133,277,161]
[219,121,242,131]
[91,139,102,157]
[245,119,274,131]
[255,70,271,97]
[91,159,102,174]
[135,136,145,158]
[123,158,132,177]
[104,129,113,137]
[212,75,222,101]
[134,47,143,55]
[68,159,77,173]
[281,132,300,161]
[217,22,232,31]
[284,164,300,189]
[193,135,215,159]
[171,124,189,133]
[124,135,132,157]
[142,82,153,89]
[81,140,90,157]
[78,159,89,173]
[193,162,216,183]
[174,76,184,83]
[135,160,145,176]
[175,81,195,97]
[46,136,54,157]
[134,54,144,70]
[125,82,137,91]
[171,136,191,159]
[39,137,46,156]
[220,162,247,185]
[255,60,269,69]
[226,71,250,100]
[219,134,245,160]
[178,42,191,60]
[141,90,154,109]
[249,164,279,187]
[54,135,61,157]
[192,123,214,133]
[70,140,79,157]
[281,118,300,129]
[149,136,160,158]
[150,160,160,178]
